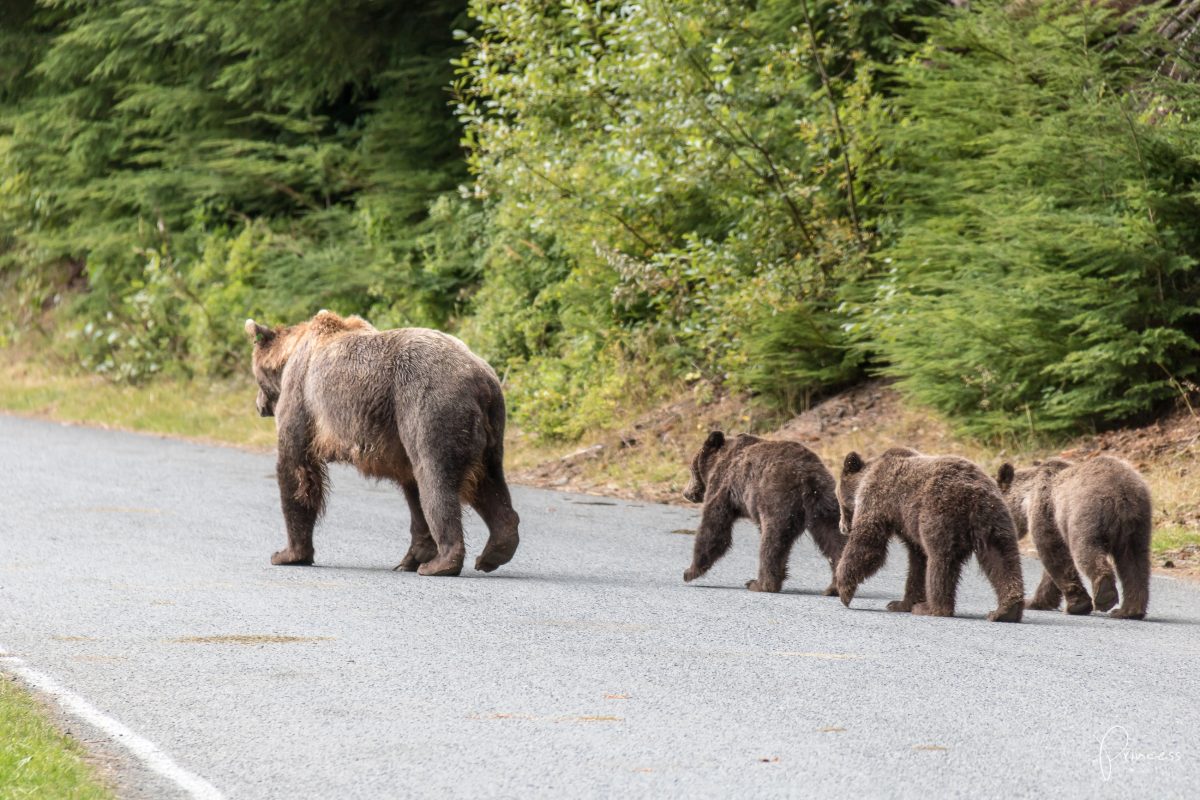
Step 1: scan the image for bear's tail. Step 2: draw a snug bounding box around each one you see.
[482,379,508,479]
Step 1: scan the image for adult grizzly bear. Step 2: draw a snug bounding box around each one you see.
[681,431,845,594]
[245,310,519,576]
[835,448,1024,622]
[996,456,1151,619]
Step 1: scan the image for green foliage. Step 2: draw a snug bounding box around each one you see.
[868,1,1200,434]
[0,0,472,376]
[457,0,941,429]
[2,0,1198,441]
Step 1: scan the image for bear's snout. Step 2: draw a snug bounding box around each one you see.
[256,389,275,418]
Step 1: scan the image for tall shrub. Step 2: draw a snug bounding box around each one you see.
[869,1,1200,434]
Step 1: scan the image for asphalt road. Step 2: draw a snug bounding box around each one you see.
[1,414,1197,799]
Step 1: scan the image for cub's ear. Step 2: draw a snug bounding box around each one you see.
[704,430,725,450]
[244,318,274,345]
[842,452,865,475]
[997,463,1015,492]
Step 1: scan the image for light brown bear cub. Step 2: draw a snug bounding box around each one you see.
[682,432,845,594]
[996,455,1151,620]
[836,448,1024,622]
[245,310,519,577]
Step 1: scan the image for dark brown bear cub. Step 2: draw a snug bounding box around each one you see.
[835,448,1024,622]
[996,456,1151,620]
[681,432,845,594]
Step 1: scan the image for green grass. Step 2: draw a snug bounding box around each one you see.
[0,676,114,800]
[0,358,276,450]
[1150,526,1200,557]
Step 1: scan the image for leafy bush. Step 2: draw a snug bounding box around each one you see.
[457,0,940,432]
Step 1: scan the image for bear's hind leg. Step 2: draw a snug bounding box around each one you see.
[414,471,466,577]
[1029,510,1092,614]
[912,551,969,618]
[747,516,802,593]
[1075,539,1118,613]
[1111,542,1149,620]
[888,541,927,612]
[809,512,846,596]
[471,468,521,573]
[975,529,1024,622]
[394,481,438,572]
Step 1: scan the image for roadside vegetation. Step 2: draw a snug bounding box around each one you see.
[0,675,114,800]
[2,1,1198,441]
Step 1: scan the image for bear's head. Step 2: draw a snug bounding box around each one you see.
[682,430,726,503]
[994,459,1068,540]
[837,451,867,534]
[995,462,1030,538]
[245,318,287,417]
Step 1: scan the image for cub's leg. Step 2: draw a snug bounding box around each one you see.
[835,514,890,608]
[270,428,324,566]
[1111,542,1150,620]
[1026,571,1063,611]
[887,540,927,612]
[683,490,736,584]
[1074,538,1118,613]
[913,547,964,618]
[414,468,466,577]
[975,527,1024,622]
[746,515,803,593]
[471,465,521,573]
[394,481,438,572]
[1029,510,1092,615]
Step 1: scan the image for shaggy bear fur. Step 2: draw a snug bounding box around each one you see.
[681,431,845,594]
[997,456,1151,620]
[835,448,1025,622]
[245,311,519,576]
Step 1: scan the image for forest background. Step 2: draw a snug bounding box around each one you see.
[2,0,1199,443]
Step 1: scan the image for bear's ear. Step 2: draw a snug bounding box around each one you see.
[245,319,274,345]
[997,463,1015,491]
[842,452,865,475]
[704,430,725,450]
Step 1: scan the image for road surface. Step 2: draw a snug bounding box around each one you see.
[1,414,1197,798]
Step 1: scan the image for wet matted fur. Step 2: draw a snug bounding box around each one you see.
[836,448,1024,622]
[246,310,519,576]
[997,456,1151,619]
[681,431,846,594]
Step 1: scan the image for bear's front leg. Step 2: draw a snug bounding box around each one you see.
[271,455,324,566]
[835,515,890,608]
[1024,571,1064,610]
[684,492,736,584]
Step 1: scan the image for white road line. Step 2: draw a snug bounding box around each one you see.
[0,649,225,800]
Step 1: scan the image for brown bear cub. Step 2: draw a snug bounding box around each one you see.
[245,310,520,577]
[996,456,1151,620]
[681,432,845,594]
[835,448,1025,622]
